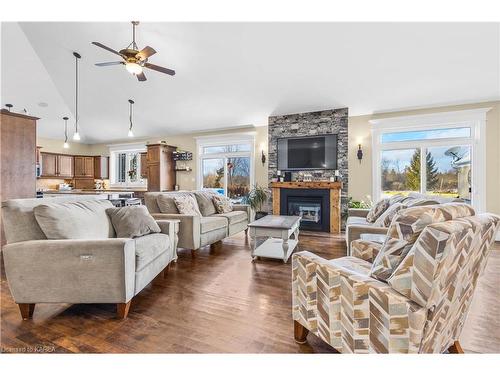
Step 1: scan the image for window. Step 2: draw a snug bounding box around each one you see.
[197,135,254,202]
[371,109,488,212]
[109,143,146,188]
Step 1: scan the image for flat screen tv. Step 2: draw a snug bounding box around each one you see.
[277,134,337,171]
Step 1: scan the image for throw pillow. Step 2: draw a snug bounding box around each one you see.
[212,194,233,213]
[366,198,390,223]
[370,237,412,281]
[193,190,218,216]
[34,200,115,239]
[373,202,406,227]
[106,205,161,238]
[174,195,202,216]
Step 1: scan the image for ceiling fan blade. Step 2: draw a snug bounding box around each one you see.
[136,72,147,81]
[144,63,175,76]
[136,46,157,60]
[92,42,125,58]
[95,61,124,67]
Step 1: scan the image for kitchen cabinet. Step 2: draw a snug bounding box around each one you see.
[40,152,73,178]
[41,153,57,177]
[73,178,95,189]
[140,152,147,178]
[74,156,94,178]
[146,144,176,191]
[57,155,73,177]
[94,156,109,179]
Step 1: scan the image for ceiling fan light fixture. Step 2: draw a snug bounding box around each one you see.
[126,62,143,75]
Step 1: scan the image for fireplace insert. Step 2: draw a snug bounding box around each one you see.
[280,188,330,232]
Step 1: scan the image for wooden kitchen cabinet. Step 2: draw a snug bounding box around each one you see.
[94,156,109,179]
[140,152,148,178]
[146,144,176,191]
[57,155,73,177]
[40,152,73,177]
[74,156,94,178]
[41,152,57,177]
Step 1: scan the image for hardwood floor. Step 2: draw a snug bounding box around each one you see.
[1,232,499,353]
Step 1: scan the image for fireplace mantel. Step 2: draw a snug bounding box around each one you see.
[270,181,342,233]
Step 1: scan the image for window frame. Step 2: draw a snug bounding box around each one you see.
[108,142,147,188]
[196,134,255,198]
[370,108,489,213]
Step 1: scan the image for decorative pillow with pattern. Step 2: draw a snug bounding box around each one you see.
[173,195,202,216]
[369,203,476,281]
[388,194,406,205]
[212,195,233,213]
[405,198,439,207]
[373,202,406,227]
[366,198,390,223]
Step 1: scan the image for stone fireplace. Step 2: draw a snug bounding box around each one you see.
[267,108,349,228]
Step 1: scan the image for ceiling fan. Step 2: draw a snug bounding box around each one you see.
[92,21,175,81]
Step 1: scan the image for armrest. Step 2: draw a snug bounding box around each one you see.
[151,213,201,250]
[348,208,370,218]
[156,219,180,261]
[346,225,388,254]
[350,239,383,263]
[2,239,135,304]
[292,251,426,353]
[232,204,251,222]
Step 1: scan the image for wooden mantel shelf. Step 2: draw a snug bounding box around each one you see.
[270,181,342,189]
[270,181,341,233]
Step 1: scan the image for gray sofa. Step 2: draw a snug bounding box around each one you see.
[145,191,251,254]
[1,196,179,320]
[345,193,464,253]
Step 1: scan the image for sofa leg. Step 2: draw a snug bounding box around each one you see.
[294,320,309,344]
[244,228,248,236]
[210,240,222,251]
[191,249,197,258]
[163,263,170,279]
[447,341,464,354]
[18,303,35,320]
[116,301,131,319]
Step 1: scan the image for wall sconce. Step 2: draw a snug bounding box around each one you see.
[357,144,363,163]
[261,149,266,165]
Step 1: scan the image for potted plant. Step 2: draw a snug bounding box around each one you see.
[242,185,270,220]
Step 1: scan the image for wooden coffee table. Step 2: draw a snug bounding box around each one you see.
[247,215,301,263]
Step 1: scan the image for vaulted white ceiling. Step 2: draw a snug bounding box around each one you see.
[1,22,499,143]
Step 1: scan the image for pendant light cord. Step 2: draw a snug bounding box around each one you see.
[129,100,133,131]
[75,54,79,133]
[64,118,68,142]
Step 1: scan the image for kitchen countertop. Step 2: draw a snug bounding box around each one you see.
[41,189,146,195]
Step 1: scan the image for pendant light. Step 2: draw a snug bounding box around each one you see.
[72,52,81,141]
[63,116,70,148]
[128,99,135,137]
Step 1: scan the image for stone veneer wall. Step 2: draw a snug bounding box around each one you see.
[267,108,349,225]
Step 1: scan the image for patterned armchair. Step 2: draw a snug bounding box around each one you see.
[292,203,500,353]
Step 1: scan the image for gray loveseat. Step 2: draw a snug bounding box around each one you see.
[1,196,179,320]
[145,191,251,254]
[346,192,464,253]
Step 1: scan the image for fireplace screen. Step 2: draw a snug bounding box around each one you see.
[288,202,321,223]
[281,189,330,232]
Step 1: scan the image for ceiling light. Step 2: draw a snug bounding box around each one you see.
[128,129,134,137]
[73,132,81,141]
[126,62,143,75]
